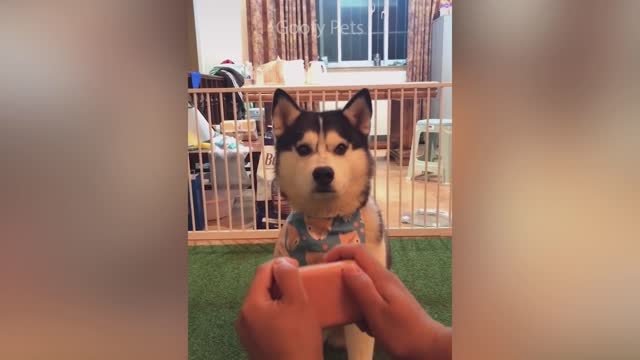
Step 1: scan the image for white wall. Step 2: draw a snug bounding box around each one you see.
[322,69,406,85]
[321,70,406,135]
[193,0,248,73]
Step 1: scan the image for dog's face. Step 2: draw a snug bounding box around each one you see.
[272,88,373,217]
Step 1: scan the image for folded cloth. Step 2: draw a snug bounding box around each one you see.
[211,133,249,157]
[209,66,246,120]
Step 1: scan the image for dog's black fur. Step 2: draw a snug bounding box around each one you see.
[273,89,374,211]
[272,88,391,268]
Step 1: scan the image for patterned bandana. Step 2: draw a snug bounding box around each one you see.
[284,210,366,266]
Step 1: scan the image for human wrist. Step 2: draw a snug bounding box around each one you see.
[403,320,451,360]
[421,322,452,360]
[270,349,322,360]
[293,350,323,360]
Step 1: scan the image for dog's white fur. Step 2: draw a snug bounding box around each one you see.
[272,89,387,359]
[343,198,387,360]
[276,130,371,218]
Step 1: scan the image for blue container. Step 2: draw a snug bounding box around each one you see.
[190,71,202,89]
[188,174,205,231]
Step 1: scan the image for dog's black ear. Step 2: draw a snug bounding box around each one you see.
[343,88,372,135]
[272,89,301,136]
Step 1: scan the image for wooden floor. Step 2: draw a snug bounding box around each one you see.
[370,150,450,229]
[198,149,450,232]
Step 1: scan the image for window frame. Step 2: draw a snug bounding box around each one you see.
[318,0,408,68]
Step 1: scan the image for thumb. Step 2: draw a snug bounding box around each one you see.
[342,265,386,325]
[272,258,306,304]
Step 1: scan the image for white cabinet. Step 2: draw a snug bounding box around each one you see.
[430,16,452,119]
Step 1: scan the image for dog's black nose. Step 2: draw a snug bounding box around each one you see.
[312,166,334,186]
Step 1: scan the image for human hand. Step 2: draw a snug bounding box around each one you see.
[324,244,452,360]
[235,257,323,360]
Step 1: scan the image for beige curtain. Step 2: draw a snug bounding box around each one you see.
[406,0,440,82]
[247,0,319,66]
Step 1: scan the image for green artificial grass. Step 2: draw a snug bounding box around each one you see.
[189,238,451,360]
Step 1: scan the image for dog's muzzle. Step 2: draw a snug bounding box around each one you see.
[312,166,335,193]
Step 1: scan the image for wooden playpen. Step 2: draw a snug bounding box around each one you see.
[187,82,452,244]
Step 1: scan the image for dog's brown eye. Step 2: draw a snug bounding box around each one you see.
[296,144,312,156]
[334,143,348,155]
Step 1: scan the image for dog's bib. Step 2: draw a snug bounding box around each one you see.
[284,210,366,266]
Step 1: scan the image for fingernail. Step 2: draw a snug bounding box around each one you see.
[342,264,362,276]
[275,258,287,266]
[285,257,299,267]
[275,257,293,268]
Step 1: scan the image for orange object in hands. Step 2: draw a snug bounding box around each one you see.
[299,260,363,328]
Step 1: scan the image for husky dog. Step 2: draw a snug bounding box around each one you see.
[271,88,389,360]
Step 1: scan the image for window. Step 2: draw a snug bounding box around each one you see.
[317,0,408,67]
